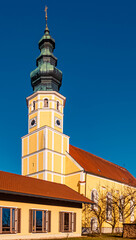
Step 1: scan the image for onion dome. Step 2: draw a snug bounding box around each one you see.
[30,7,62,92]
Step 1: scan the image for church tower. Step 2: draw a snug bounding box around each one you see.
[21,8,70,184]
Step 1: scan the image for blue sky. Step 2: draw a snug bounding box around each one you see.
[0,0,136,177]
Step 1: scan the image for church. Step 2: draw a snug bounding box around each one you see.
[0,7,136,239]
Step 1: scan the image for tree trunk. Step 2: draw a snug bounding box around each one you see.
[99,223,102,234]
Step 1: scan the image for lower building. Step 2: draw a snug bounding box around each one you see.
[0,171,92,239]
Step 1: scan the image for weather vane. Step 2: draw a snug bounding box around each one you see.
[44,6,48,27]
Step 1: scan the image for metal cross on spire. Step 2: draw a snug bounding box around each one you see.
[44,6,48,28]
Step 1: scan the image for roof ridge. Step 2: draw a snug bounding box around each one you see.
[70,144,127,171]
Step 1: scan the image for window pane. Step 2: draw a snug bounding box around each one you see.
[2,208,10,232]
[44,211,46,232]
[36,211,42,232]
[33,211,35,232]
[64,213,69,231]
[12,209,15,232]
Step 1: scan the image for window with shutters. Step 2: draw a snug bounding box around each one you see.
[44,98,49,108]
[29,210,51,233]
[59,212,76,233]
[0,207,21,234]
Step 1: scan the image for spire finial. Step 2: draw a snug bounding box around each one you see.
[44,6,48,31]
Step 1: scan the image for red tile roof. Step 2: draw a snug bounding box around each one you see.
[0,171,92,204]
[69,145,136,187]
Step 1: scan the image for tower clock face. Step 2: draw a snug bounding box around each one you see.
[55,117,62,128]
[29,117,37,129]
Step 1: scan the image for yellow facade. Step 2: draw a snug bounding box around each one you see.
[22,89,136,234]
[0,200,82,239]
[22,91,69,185]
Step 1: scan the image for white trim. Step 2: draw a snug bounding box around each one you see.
[31,208,49,211]
[80,172,85,181]
[61,156,63,184]
[43,150,46,169]
[52,112,54,129]
[45,150,47,180]
[21,158,23,175]
[27,170,83,177]
[27,137,29,155]
[46,128,48,149]
[38,94,40,109]
[87,172,136,189]
[22,139,24,157]
[45,150,47,170]
[61,156,63,174]
[37,153,38,172]
[67,138,69,153]
[37,110,40,128]
[60,210,74,213]
[61,136,63,154]
[26,91,66,106]
[65,152,83,171]
[28,108,64,117]
[37,132,39,151]
[0,205,18,209]
[44,128,46,148]
[22,125,70,140]
[22,148,66,159]
[52,132,54,151]
[27,157,29,175]
[52,95,55,129]
[62,114,64,133]
[52,153,54,182]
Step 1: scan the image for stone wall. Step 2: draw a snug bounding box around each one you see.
[123,223,136,238]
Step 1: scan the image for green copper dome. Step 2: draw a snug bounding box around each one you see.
[30,25,62,92]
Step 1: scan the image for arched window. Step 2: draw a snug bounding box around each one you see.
[130,198,134,222]
[91,218,98,232]
[44,98,48,107]
[106,192,112,221]
[119,195,124,222]
[57,101,59,111]
[91,189,98,210]
[32,101,35,111]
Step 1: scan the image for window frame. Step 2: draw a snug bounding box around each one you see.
[32,101,36,111]
[0,207,21,234]
[44,98,49,108]
[130,198,134,222]
[106,192,112,221]
[119,195,124,222]
[91,189,98,210]
[59,212,76,233]
[30,209,51,233]
[56,101,60,111]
